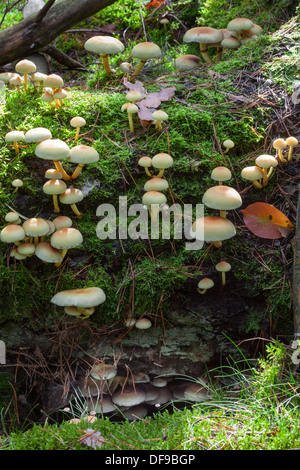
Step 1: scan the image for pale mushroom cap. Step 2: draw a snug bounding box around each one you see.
[0,224,25,243]
[144,177,169,192]
[198,278,214,290]
[25,127,52,143]
[247,24,263,36]
[9,75,24,86]
[87,396,116,414]
[35,139,70,161]
[126,103,138,114]
[142,191,167,206]
[50,227,83,250]
[175,54,201,71]
[223,139,234,149]
[5,212,19,223]
[138,156,152,168]
[123,405,148,421]
[131,42,162,59]
[53,89,68,100]
[211,166,232,182]
[45,220,56,235]
[255,154,278,168]
[215,261,231,272]
[119,62,132,73]
[51,287,106,308]
[90,364,117,380]
[135,318,152,329]
[17,242,35,256]
[12,179,23,188]
[43,74,64,89]
[45,169,62,180]
[152,377,168,388]
[15,59,36,74]
[23,218,50,237]
[59,188,84,205]
[202,185,242,211]
[0,72,13,83]
[126,90,143,102]
[191,216,236,242]
[221,36,240,48]
[84,35,124,55]
[152,110,168,121]
[227,18,254,32]
[152,152,173,169]
[241,166,264,181]
[5,131,25,142]
[70,116,86,128]
[146,386,172,405]
[43,179,67,195]
[13,251,27,260]
[31,72,47,83]
[286,137,298,146]
[272,138,287,150]
[183,27,224,44]
[35,241,63,264]
[112,385,146,407]
[52,216,73,230]
[41,92,54,103]
[69,145,99,164]
[183,382,208,402]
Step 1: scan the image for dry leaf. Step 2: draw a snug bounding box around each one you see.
[241,202,295,239]
[79,429,105,449]
[228,93,252,104]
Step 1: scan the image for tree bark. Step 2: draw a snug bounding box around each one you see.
[0,0,118,68]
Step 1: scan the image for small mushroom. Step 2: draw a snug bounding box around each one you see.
[59,188,84,216]
[125,90,143,104]
[84,36,125,75]
[25,127,52,144]
[226,17,254,42]
[210,166,232,185]
[151,152,174,178]
[0,224,26,247]
[50,227,83,266]
[5,212,21,224]
[53,88,68,107]
[70,116,86,141]
[130,42,162,81]
[43,74,64,94]
[11,179,23,192]
[138,156,153,178]
[35,241,63,265]
[151,110,168,131]
[22,217,50,246]
[255,154,278,186]
[142,191,167,222]
[144,177,169,192]
[43,179,67,213]
[215,261,231,286]
[175,54,201,71]
[35,139,71,181]
[202,185,242,219]
[30,72,47,92]
[197,278,214,294]
[15,59,36,90]
[5,130,25,155]
[69,144,99,180]
[241,166,264,189]
[191,215,236,248]
[286,136,298,161]
[9,74,24,92]
[122,103,138,133]
[272,138,287,163]
[51,286,106,317]
[223,139,234,154]
[52,215,73,230]
[135,317,152,329]
[119,62,132,78]
[183,27,224,65]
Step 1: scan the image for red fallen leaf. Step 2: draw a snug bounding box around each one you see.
[241,202,295,239]
[145,0,167,8]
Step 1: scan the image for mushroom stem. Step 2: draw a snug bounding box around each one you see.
[102,54,112,74]
[221,272,226,286]
[277,149,285,163]
[288,147,294,162]
[131,59,147,81]
[154,120,162,131]
[34,236,39,246]
[149,204,159,223]
[54,99,61,108]
[267,166,274,180]
[55,249,68,267]
[70,204,82,217]
[53,195,60,213]
[74,127,80,141]
[215,46,223,63]
[54,161,71,181]
[13,141,19,155]
[213,241,222,248]
[262,168,268,186]
[128,113,134,133]
[219,210,227,218]
[145,168,152,178]
[252,179,263,189]
[71,164,85,180]
[156,169,165,178]
[197,287,207,294]
[199,43,214,65]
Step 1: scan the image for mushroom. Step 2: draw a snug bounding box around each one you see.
[11,179,23,192]
[223,139,234,154]
[197,278,214,294]
[183,27,224,65]
[51,286,106,317]
[123,405,148,421]
[144,177,169,192]
[138,156,153,178]
[35,241,63,265]
[241,166,264,189]
[255,154,278,186]
[151,110,168,131]
[5,130,25,155]
[15,59,36,90]
[226,18,254,42]
[17,242,36,257]
[25,127,52,144]
[121,102,138,133]
[112,385,146,407]
[52,215,73,230]
[125,90,143,104]
[202,185,242,218]
[69,144,99,180]
[135,317,152,329]
[45,169,63,180]
[272,138,287,163]
[22,217,50,245]
[130,42,162,81]
[160,17,170,31]
[84,35,125,75]
[175,54,201,71]
[191,215,236,248]
[5,212,21,224]
[70,116,86,141]
[50,227,83,266]
[286,136,298,161]
[59,188,84,216]
[9,74,24,92]
[41,90,55,107]
[35,138,71,181]
[30,72,47,92]
[151,152,173,178]
[215,261,231,286]
[43,74,64,94]
[119,62,132,78]
[53,88,68,107]
[142,191,167,222]
[0,224,25,247]
[210,166,232,185]
[183,382,209,402]
[90,363,117,381]
[43,179,67,213]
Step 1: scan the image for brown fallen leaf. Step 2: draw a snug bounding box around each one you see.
[79,428,105,449]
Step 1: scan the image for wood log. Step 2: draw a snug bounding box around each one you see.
[0,0,118,68]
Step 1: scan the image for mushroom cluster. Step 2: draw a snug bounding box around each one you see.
[241,135,298,189]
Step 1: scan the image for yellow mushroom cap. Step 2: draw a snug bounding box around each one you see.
[286,136,298,147]
[59,188,84,205]
[30,72,47,83]
[202,185,242,211]
[12,179,23,188]
[0,224,25,243]
[152,110,168,122]
[9,75,24,86]
[241,166,264,181]
[191,215,236,242]
[215,261,231,272]
[138,156,152,168]
[43,74,64,89]
[0,72,13,83]
[255,154,278,168]
[152,152,173,169]
[126,90,143,102]
[53,89,68,100]
[45,169,62,180]
[126,103,138,114]
[211,166,232,182]
[35,241,63,263]
[17,242,35,256]
[69,145,99,164]
[51,286,106,308]
[43,179,67,195]
[15,59,36,74]
[25,127,52,143]
[223,139,234,149]
[70,116,86,128]
[5,212,20,223]
[183,27,224,44]
[35,139,70,161]
[41,91,54,103]
[52,216,73,230]
[84,35,124,55]
[142,191,167,206]
[50,227,83,250]
[23,218,50,237]
[144,178,168,192]
[135,318,152,329]
[198,278,214,290]
[175,54,201,71]
[131,42,161,59]
[272,138,287,150]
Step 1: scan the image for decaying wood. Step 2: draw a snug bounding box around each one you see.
[293,186,300,336]
[0,0,118,68]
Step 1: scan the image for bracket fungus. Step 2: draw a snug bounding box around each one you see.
[84,35,125,75]
[197,278,214,294]
[130,42,162,81]
[50,227,83,266]
[70,116,86,141]
[241,166,264,189]
[35,138,71,181]
[191,215,236,248]
[69,144,99,180]
[202,185,242,219]
[51,286,106,318]
[183,27,224,65]
[215,261,231,286]
[5,130,25,155]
